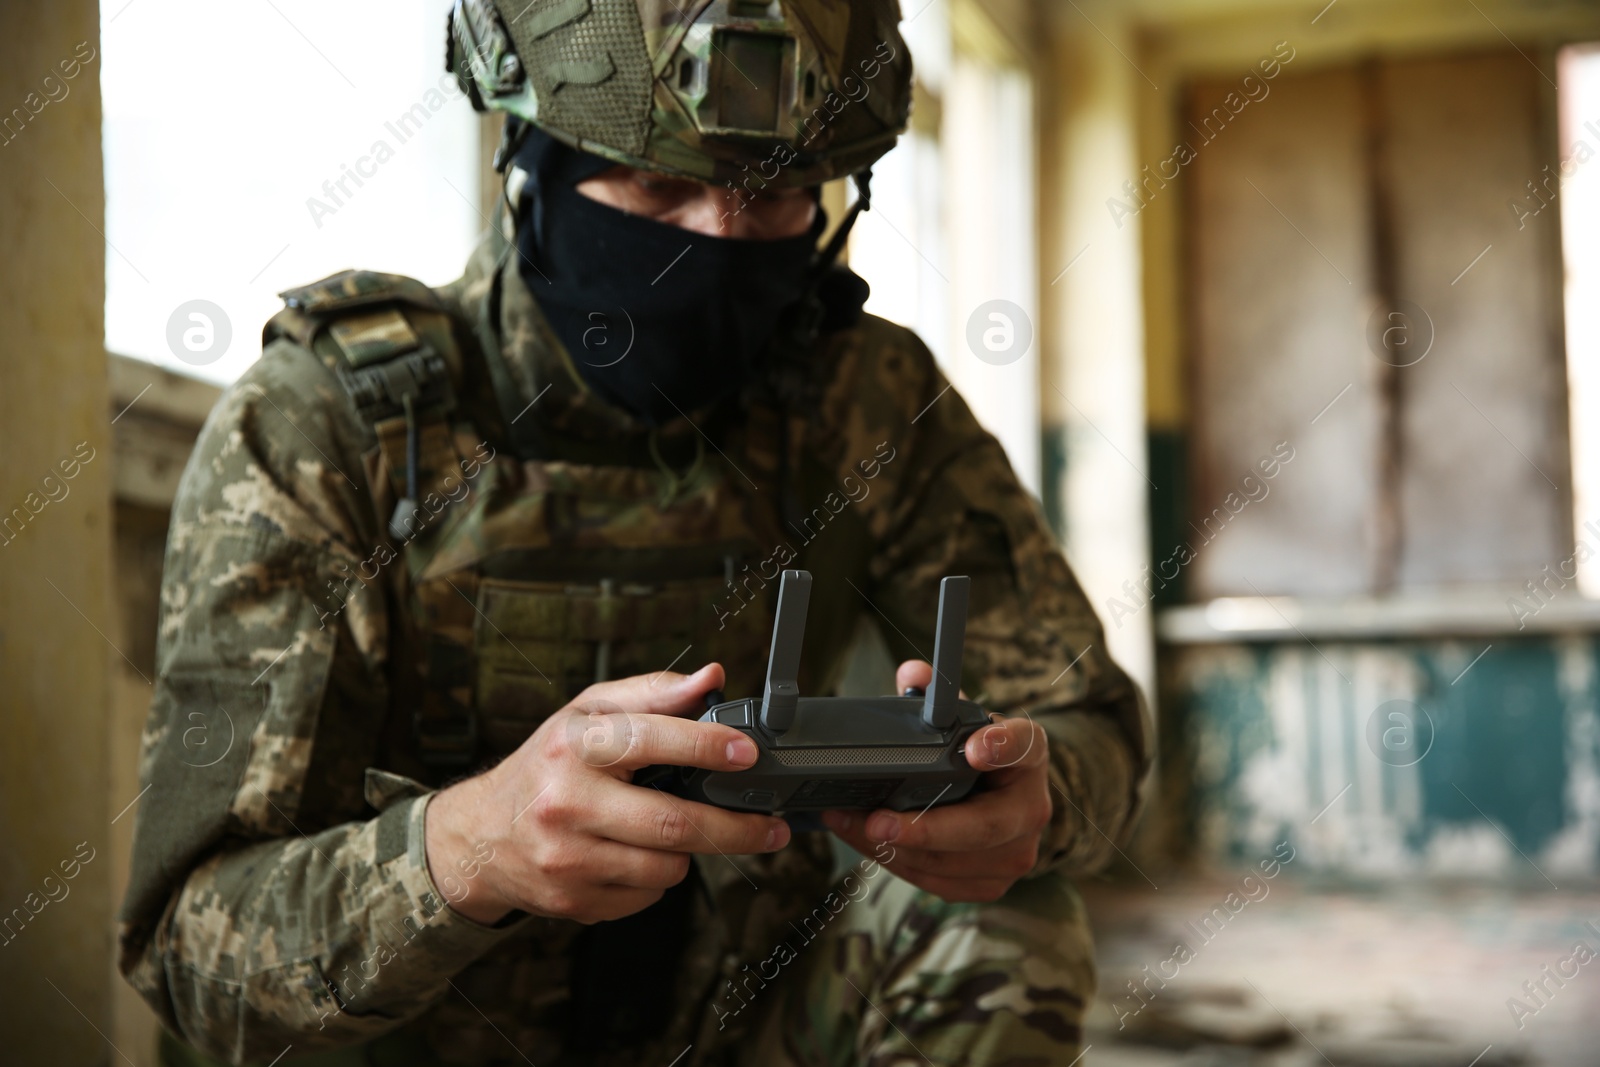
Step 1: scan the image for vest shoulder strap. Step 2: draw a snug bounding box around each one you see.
[280,268,441,318]
[266,270,473,546]
[268,272,482,769]
[264,270,462,424]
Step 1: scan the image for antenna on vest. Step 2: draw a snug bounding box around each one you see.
[760,570,812,733]
[922,576,970,730]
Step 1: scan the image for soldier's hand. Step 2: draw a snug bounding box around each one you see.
[821,659,1052,904]
[425,662,790,925]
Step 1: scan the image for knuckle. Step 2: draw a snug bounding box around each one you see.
[656,853,692,887]
[691,726,719,768]
[620,714,649,758]
[574,905,609,925]
[653,805,692,849]
[544,889,581,918]
[684,726,710,767]
[538,842,581,877]
[543,722,574,760]
[594,890,659,923]
[532,787,570,827]
[620,712,643,759]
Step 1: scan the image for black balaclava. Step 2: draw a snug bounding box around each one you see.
[501,128,872,1049]
[510,126,827,426]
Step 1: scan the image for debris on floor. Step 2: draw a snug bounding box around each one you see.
[1079,880,1599,1066]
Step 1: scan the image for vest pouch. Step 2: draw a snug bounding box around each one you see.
[472,572,775,758]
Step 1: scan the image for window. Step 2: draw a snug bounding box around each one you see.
[101,0,482,384]
[847,0,1042,497]
[1562,44,1600,595]
[1184,50,1572,599]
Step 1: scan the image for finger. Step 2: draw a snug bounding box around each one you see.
[848,771,1048,852]
[566,702,759,773]
[965,716,1048,778]
[892,872,1016,904]
[864,838,1039,880]
[821,816,919,885]
[819,816,1019,904]
[574,838,693,891]
[542,884,667,925]
[576,662,727,719]
[587,779,792,855]
[896,659,932,693]
[896,659,967,699]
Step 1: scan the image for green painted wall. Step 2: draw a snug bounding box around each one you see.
[1169,636,1597,879]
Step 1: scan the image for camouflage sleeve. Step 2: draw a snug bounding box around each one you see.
[116,341,523,1062]
[820,318,1152,877]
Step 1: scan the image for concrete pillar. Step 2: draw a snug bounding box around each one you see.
[0,3,117,1062]
[1038,9,1157,703]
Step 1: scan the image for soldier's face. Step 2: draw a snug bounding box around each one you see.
[576,165,817,241]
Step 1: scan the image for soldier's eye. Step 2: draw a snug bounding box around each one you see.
[634,174,699,201]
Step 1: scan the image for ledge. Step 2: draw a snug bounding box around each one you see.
[108,353,222,509]
[1157,590,1600,644]
[109,352,221,427]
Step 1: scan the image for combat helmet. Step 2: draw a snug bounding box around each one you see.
[447,0,913,188]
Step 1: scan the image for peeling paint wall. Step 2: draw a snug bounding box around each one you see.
[1174,637,1600,881]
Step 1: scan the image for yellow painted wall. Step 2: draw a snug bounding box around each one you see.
[0,1,117,1061]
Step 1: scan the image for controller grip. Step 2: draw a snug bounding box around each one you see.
[632,763,687,795]
[631,765,831,834]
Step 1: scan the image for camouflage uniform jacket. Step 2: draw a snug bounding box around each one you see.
[118,230,1149,1065]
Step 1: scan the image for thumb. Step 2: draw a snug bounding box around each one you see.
[896,659,968,699]
[966,716,1046,778]
[896,659,932,693]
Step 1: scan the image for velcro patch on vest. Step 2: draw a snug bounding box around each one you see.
[329,309,421,368]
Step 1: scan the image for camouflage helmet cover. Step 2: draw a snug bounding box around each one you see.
[448,0,912,188]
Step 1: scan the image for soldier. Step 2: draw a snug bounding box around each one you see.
[119,2,1149,1065]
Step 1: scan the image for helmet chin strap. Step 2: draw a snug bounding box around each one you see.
[814,168,873,276]
[759,169,874,547]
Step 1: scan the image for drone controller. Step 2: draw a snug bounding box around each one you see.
[638,570,989,814]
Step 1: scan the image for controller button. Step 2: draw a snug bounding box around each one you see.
[716,703,751,728]
[741,790,776,807]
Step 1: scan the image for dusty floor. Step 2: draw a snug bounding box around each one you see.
[1078,881,1600,1067]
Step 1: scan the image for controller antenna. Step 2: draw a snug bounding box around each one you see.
[760,569,812,732]
[923,576,970,729]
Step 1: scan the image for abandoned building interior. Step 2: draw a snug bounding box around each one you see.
[5,0,1600,1063]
